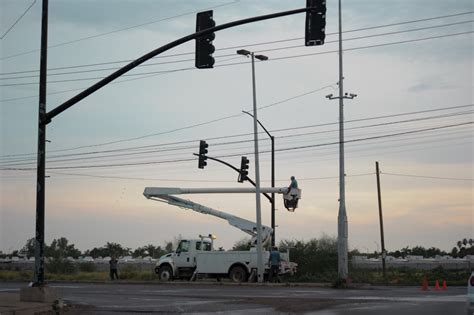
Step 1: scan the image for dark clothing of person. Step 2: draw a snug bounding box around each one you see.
[290,178,298,189]
[287,178,298,194]
[268,250,281,283]
[109,258,119,280]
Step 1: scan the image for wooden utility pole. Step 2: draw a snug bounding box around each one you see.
[375,161,386,278]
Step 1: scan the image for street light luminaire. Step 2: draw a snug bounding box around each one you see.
[255,55,268,61]
[236,49,250,56]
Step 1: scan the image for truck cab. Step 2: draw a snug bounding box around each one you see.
[155,238,212,281]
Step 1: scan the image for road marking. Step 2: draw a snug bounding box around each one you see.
[0,288,19,292]
[341,295,466,303]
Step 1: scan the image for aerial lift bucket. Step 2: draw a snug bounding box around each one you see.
[283,188,301,212]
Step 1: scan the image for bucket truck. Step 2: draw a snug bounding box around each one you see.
[143,186,301,282]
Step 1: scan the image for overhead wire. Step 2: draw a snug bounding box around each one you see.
[1,26,472,102]
[0,0,240,60]
[1,121,470,171]
[0,108,471,167]
[2,29,473,87]
[382,172,473,182]
[1,103,472,160]
[0,0,37,40]
[1,11,472,76]
[2,19,472,81]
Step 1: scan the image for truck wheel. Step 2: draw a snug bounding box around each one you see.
[229,266,247,283]
[158,265,173,281]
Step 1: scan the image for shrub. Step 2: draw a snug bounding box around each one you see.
[78,262,96,272]
[46,258,77,274]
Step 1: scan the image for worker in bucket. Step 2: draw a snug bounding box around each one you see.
[287,176,298,193]
[268,246,281,283]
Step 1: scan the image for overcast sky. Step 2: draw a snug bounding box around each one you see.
[0,0,472,255]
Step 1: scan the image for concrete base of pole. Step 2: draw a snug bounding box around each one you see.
[20,286,58,303]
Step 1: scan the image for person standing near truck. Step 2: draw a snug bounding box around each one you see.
[109,256,119,280]
[268,246,281,283]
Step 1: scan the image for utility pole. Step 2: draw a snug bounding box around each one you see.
[325,0,357,280]
[375,161,386,278]
[34,0,48,287]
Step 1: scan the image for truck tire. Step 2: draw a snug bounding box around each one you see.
[229,265,247,283]
[158,265,173,281]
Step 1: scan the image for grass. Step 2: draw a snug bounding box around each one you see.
[0,266,470,285]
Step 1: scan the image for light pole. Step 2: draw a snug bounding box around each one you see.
[324,0,358,282]
[237,49,268,283]
[242,110,276,247]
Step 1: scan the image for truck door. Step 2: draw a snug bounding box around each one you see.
[174,240,194,268]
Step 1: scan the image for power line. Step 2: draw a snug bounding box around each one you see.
[0,169,373,182]
[1,28,472,103]
[383,172,473,182]
[1,121,470,171]
[2,19,472,81]
[1,103,472,160]
[1,11,472,76]
[2,29,473,87]
[0,0,240,60]
[0,0,37,40]
[1,108,471,166]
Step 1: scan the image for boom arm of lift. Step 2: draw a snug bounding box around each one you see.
[143,187,301,247]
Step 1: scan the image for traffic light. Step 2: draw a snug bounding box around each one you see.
[305,0,326,46]
[198,140,208,169]
[195,10,216,69]
[238,156,250,183]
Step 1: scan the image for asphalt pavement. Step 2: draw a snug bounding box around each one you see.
[0,281,469,314]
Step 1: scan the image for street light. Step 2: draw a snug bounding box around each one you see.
[242,110,276,247]
[237,49,268,283]
[324,0,359,281]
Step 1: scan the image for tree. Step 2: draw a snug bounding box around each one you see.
[19,238,36,258]
[450,247,459,258]
[133,244,166,258]
[232,238,251,251]
[84,242,130,258]
[45,237,81,259]
[278,235,338,281]
[164,241,174,253]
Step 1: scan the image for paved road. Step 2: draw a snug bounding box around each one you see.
[1,281,468,314]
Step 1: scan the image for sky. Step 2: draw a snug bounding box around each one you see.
[0,0,472,255]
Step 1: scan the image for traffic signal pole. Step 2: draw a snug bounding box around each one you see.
[192,153,273,203]
[242,111,276,246]
[45,7,311,122]
[33,5,317,286]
